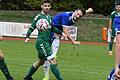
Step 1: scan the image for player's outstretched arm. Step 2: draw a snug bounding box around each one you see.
[24,38,30,43]
[86,8,93,14]
[63,27,80,45]
[24,26,34,43]
[62,32,67,39]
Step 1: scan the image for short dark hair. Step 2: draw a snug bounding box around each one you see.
[41,0,51,5]
[115,0,120,5]
[76,7,86,15]
[116,3,120,5]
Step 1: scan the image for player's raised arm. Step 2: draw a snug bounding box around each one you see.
[51,25,67,39]
[24,14,40,43]
[24,26,34,43]
[63,27,80,45]
[86,8,93,14]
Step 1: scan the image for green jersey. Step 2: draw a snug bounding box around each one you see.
[110,11,118,37]
[26,12,62,43]
[110,11,116,19]
[110,11,116,28]
[110,11,120,28]
[26,12,63,59]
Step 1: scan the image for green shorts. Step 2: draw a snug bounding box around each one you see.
[35,39,52,60]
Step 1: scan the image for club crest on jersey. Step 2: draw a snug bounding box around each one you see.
[36,19,49,31]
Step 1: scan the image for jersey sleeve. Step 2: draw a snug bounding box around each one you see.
[110,11,115,20]
[26,14,40,38]
[51,25,62,35]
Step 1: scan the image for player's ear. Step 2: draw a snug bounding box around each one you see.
[49,5,51,8]
[41,5,43,9]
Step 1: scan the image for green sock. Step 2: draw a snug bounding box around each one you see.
[109,42,113,51]
[27,65,38,77]
[0,59,11,79]
[108,37,115,51]
[50,64,63,80]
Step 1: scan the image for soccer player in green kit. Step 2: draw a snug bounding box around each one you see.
[108,5,119,56]
[24,0,67,80]
[0,50,13,80]
[108,13,116,56]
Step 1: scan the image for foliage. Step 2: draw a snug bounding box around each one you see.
[0,0,115,15]
[93,0,114,16]
[52,0,83,11]
[24,0,41,10]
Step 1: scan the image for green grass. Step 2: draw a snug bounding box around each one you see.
[0,40,115,80]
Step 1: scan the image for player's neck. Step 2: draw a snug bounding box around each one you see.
[73,16,79,22]
[72,13,77,22]
[41,11,49,15]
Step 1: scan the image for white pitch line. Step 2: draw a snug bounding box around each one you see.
[62,68,107,75]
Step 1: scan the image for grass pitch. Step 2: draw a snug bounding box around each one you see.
[0,40,114,80]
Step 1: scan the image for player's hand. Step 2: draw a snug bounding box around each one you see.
[62,32,67,39]
[0,37,3,41]
[108,28,112,33]
[115,66,120,79]
[73,41,80,45]
[86,8,93,13]
[24,38,29,43]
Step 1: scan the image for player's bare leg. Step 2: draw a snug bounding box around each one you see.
[0,50,13,80]
[115,33,120,78]
[24,59,45,80]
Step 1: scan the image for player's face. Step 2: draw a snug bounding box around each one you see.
[41,3,51,13]
[74,10,83,20]
[116,5,120,12]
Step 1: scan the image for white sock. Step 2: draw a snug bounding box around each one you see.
[43,35,60,78]
[43,60,50,78]
[52,38,60,56]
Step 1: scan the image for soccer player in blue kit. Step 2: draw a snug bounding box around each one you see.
[42,7,93,80]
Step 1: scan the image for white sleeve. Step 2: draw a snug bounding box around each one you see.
[62,25,73,28]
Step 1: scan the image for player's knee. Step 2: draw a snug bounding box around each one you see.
[33,59,45,68]
[49,59,57,64]
[40,59,45,65]
[117,43,120,47]
[0,51,4,60]
[116,40,120,46]
[116,39,120,47]
[43,60,50,67]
